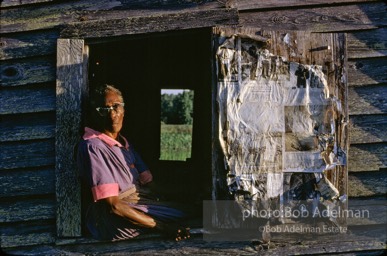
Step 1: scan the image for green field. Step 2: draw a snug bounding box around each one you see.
[160,124,192,161]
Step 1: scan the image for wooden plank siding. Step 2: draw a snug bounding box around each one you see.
[0,198,56,223]
[0,112,55,142]
[0,0,225,34]
[0,0,54,8]
[348,85,387,115]
[228,0,381,10]
[347,28,387,59]
[0,220,56,248]
[0,167,55,197]
[0,84,56,115]
[348,144,387,172]
[0,140,55,169]
[0,56,56,87]
[0,0,386,250]
[349,171,387,197]
[349,115,387,144]
[348,58,387,87]
[60,9,239,39]
[238,2,387,32]
[0,30,59,60]
[0,0,122,33]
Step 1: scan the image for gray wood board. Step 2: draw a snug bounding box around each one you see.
[347,28,387,59]
[0,112,55,142]
[348,58,387,87]
[348,143,387,172]
[349,114,387,144]
[0,140,55,169]
[60,9,239,39]
[231,0,380,11]
[348,172,387,197]
[0,1,229,34]
[0,198,55,223]
[239,2,387,32]
[1,0,54,8]
[55,38,86,237]
[348,85,387,115]
[0,167,55,197]
[1,56,56,87]
[0,84,56,115]
[0,30,59,60]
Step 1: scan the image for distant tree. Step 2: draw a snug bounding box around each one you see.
[160,93,174,124]
[174,90,194,125]
[160,90,194,124]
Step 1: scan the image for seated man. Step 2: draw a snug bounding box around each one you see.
[77,84,190,241]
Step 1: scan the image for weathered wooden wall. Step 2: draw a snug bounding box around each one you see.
[0,0,386,249]
[233,0,387,195]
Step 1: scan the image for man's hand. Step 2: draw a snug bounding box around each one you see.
[102,196,190,241]
[156,221,191,241]
[175,226,191,241]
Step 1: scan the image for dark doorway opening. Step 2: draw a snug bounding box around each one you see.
[87,28,213,224]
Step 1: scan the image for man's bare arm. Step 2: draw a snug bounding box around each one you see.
[102,196,156,228]
[101,196,190,241]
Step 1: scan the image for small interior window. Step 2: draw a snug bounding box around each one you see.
[160,89,194,161]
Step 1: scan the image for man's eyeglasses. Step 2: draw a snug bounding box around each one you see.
[96,103,125,116]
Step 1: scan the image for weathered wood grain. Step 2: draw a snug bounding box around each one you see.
[0,112,55,142]
[348,85,387,115]
[349,114,387,144]
[0,140,55,170]
[231,0,380,10]
[347,198,387,225]
[331,31,349,205]
[239,2,387,32]
[0,84,55,115]
[0,220,55,248]
[0,0,226,34]
[348,58,387,87]
[0,0,215,9]
[347,28,387,59]
[348,143,387,172]
[0,0,54,8]
[0,0,123,33]
[0,167,55,197]
[261,30,335,64]
[60,9,239,39]
[56,39,86,237]
[348,171,387,197]
[0,198,55,222]
[0,56,55,87]
[0,30,59,60]
[1,233,56,249]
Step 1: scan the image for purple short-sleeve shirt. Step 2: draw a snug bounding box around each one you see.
[77,127,150,201]
[76,128,183,241]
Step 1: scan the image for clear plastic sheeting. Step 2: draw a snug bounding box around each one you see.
[216,34,346,200]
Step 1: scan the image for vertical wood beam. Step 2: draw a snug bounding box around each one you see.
[56,39,88,237]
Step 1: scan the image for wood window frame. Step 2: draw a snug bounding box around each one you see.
[56,38,88,237]
[55,8,238,238]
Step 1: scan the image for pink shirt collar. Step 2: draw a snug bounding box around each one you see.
[83,127,129,149]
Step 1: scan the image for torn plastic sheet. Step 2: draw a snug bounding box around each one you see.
[216,34,346,200]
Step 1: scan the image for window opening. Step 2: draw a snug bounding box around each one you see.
[160,89,194,161]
